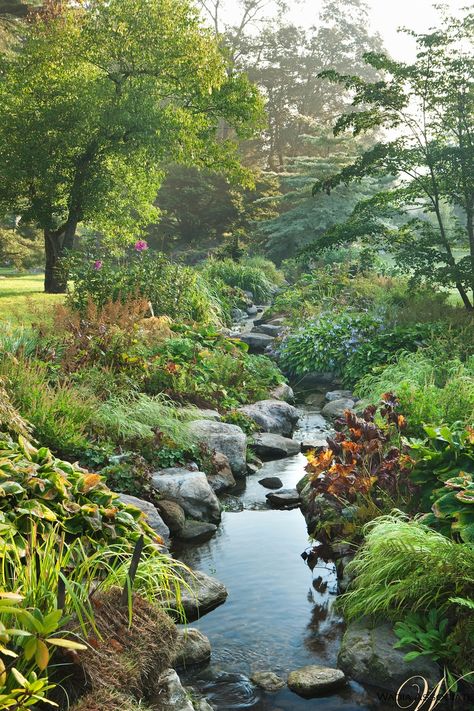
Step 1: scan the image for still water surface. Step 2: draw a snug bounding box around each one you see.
[174,437,387,710]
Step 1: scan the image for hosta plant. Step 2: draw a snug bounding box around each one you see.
[0,435,161,553]
[409,425,474,542]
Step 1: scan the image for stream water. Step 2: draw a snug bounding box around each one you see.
[174,409,383,711]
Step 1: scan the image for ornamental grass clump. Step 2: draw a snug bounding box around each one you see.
[340,514,474,620]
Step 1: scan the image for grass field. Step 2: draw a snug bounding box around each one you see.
[0,271,65,324]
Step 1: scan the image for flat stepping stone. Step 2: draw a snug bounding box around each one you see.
[287,665,346,697]
[258,476,283,489]
[266,489,301,509]
[176,520,217,543]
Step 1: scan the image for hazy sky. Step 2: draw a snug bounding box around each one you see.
[295,0,469,60]
[220,0,470,61]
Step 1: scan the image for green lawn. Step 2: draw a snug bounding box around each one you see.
[0,271,65,324]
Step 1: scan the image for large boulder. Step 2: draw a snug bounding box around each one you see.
[156,499,186,536]
[157,669,194,711]
[206,452,236,494]
[187,420,247,478]
[152,469,221,524]
[287,666,346,698]
[175,570,228,622]
[172,628,211,669]
[249,433,301,460]
[238,400,299,437]
[270,383,295,403]
[338,620,441,693]
[118,493,170,545]
[252,324,282,337]
[321,398,355,420]
[238,333,274,353]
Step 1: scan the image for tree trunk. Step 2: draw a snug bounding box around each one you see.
[43,215,78,293]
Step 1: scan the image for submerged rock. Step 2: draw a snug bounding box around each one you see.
[177,570,228,622]
[173,628,212,669]
[187,420,247,478]
[287,665,346,697]
[238,399,299,437]
[157,669,194,711]
[258,476,283,489]
[118,493,170,545]
[251,671,286,692]
[266,488,301,509]
[176,521,217,543]
[321,398,355,420]
[338,620,441,693]
[249,432,301,459]
[157,499,186,536]
[152,469,221,524]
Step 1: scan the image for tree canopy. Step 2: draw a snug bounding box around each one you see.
[311,10,474,308]
[0,0,264,290]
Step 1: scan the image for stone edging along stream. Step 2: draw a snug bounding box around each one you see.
[130,307,442,709]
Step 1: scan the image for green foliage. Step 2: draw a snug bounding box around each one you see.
[340,513,474,622]
[278,311,381,377]
[0,590,81,710]
[409,425,474,543]
[144,324,283,409]
[201,258,276,303]
[343,323,442,385]
[221,410,259,436]
[356,351,474,434]
[0,434,161,551]
[311,10,474,308]
[0,356,95,460]
[93,393,196,444]
[68,248,225,326]
[394,609,457,664]
[0,0,263,288]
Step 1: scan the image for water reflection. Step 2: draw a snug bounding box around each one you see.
[174,413,381,710]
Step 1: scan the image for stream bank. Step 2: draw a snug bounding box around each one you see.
[171,400,381,710]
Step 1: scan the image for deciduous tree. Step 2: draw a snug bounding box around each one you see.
[0,0,263,291]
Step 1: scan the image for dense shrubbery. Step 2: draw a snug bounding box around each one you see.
[201,257,278,303]
[356,351,474,435]
[68,246,227,325]
[278,311,382,379]
[339,515,474,678]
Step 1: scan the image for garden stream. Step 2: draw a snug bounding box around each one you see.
[171,312,383,711]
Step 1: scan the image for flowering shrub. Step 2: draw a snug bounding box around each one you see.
[68,245,225,325]
[278,311,381,378]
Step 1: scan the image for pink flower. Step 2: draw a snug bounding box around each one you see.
[134,240,149,252]
[93,260,103,270]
